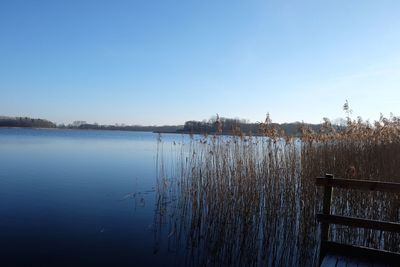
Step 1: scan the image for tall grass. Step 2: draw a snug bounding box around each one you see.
[301,114,400,254]
[154,111,400,266]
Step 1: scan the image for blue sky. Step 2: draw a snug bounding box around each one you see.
[1,0,399,125]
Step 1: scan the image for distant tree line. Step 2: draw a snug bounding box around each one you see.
[0,116,56,128]
[0,117,182,133]
[0,115,333,136]
[178,116,323,136]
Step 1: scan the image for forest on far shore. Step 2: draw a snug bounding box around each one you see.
[0,115,329,136]
[177,116,325,136]
[0,116,56,128]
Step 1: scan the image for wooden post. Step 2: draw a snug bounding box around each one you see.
[319,173,333,265]
[321,173,333,240]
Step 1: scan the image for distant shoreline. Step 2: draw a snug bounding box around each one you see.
[0,115,329,137]
[0,126,177,134]
[0,126,273,137]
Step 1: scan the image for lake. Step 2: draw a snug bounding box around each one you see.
[0,128,184,266]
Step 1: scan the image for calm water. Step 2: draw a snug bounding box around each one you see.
[0,128,182,266]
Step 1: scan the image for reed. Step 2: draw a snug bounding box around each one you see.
[154,107,400,266]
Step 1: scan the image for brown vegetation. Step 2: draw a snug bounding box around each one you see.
[154,105,400,266]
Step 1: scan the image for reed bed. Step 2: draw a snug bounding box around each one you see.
[154,111,400,267]
[301,115,400,254]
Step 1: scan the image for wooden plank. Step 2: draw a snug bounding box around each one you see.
[321,241,400,266]
[317,214,400,233]
[320,254,338,267]
[321,254,388,267]
[335,256,348,267]
[345,257,360,267]
[315,177,400,193]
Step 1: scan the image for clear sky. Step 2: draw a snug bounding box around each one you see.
[1,0,399,125]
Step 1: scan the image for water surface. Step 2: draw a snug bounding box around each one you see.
[0,128,180,266]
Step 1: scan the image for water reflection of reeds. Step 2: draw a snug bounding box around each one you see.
[154,116,400,266]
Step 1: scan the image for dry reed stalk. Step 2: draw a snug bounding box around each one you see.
[154,109,400,266]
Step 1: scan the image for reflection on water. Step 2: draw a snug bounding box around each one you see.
[0,128,178,266]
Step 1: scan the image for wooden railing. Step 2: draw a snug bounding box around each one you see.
[316,174,400,265]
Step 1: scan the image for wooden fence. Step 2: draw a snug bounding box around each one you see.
[316,174,400,265]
